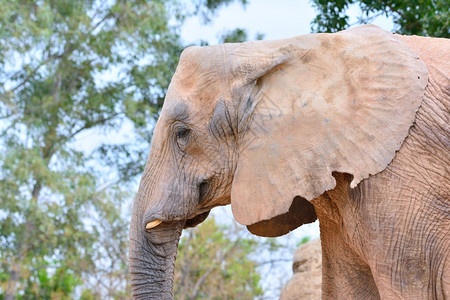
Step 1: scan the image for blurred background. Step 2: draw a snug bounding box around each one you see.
[0,0,447,299]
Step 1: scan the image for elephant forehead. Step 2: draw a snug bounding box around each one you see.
[163,100,190,120]
[172,46,229,92]
[163,78,230,121]
[161,92,219,124]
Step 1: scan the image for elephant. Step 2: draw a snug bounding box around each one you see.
[128,25,449,299]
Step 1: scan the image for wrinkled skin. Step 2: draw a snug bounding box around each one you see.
[128,43,240,298]
[313,35,450,299]
[128,25,449,299]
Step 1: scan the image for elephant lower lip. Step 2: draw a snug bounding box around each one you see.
[198,180,210,204]
[184,210,210,228]
[144,209,211,232]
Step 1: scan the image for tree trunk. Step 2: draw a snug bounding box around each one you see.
[4,265,19,300]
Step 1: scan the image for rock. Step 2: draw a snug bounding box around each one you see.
[280,239,322,300]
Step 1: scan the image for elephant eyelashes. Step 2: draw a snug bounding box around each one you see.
[174,126,191,151]
[176,128,190,139]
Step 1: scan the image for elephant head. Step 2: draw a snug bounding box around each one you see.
[128,25,428,298]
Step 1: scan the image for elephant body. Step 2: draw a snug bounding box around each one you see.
[128,26,449,299]
[313,35,449,299]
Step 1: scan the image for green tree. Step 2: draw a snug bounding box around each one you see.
[191,0,248,23]
[311,0,449,37]
[0,0,244,298]
[219,28,265,43]
[174,217,268,300]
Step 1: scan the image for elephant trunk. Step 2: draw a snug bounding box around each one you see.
[129,194,184,299]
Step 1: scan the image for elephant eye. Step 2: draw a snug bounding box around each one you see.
[174,126,191,152]
[176,127,190,140]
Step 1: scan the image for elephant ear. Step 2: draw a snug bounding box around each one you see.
[230,25,428,237]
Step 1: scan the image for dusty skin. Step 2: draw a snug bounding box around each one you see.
[128,25,449,299]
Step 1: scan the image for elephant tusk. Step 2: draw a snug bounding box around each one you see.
[146,219,162,230]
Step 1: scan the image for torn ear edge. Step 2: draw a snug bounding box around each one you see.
[246,196,317,237]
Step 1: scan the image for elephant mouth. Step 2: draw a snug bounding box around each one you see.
[198,179,210,204]
[145,210,211,232]
[144,177,215,230]
[184,210,210,228]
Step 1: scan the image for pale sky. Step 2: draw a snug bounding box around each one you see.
[181,0,393,44]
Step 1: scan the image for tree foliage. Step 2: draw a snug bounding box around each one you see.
[191,0,248,23]
[174,217,266,300]
[0,0,243,298]
[311,0,449,37]
[219,28,264,43]
[174,214,299,299]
